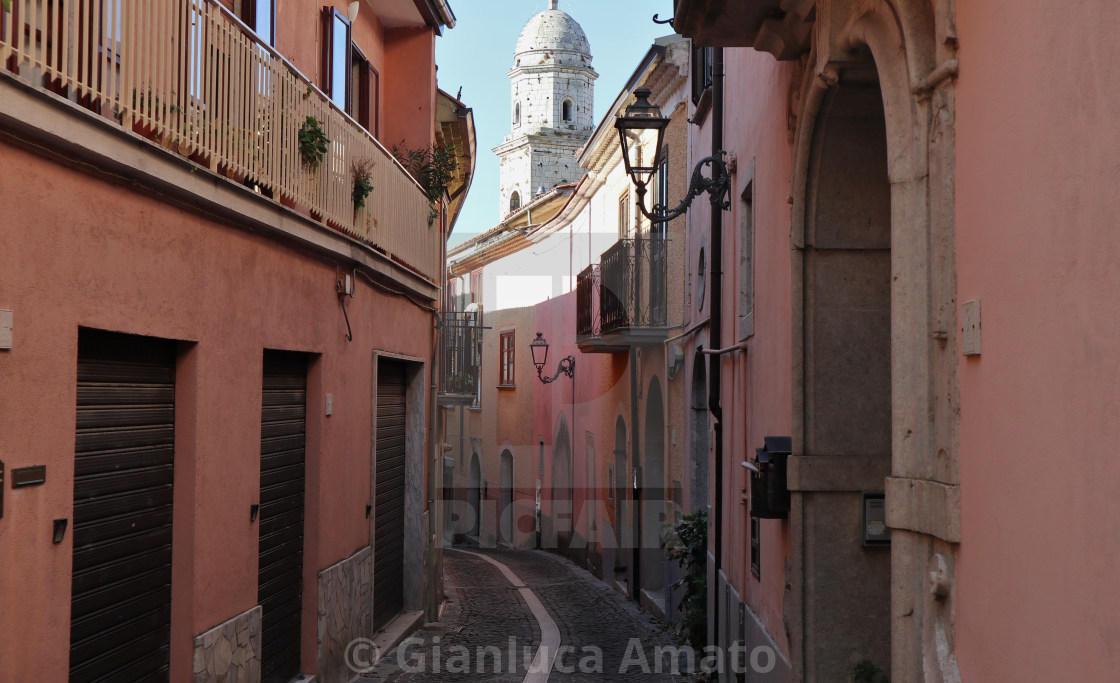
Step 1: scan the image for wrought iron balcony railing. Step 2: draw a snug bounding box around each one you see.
[0,0,438,280]
[598,237,668,336]
[439,309,483,404]
[576,264,600,339]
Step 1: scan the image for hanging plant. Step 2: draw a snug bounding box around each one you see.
[392,144,457,226]
[351,158,375,210]
[298,116,329,171]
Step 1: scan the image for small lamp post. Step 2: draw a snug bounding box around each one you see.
[529,332,575,384]
[615,87,732,222]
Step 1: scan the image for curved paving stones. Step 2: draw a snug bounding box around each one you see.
[366,547,685,682]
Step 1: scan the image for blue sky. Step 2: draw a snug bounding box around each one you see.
[436,1,676,246]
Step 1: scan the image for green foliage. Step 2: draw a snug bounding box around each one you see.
[392,144,457,226]
[298,116,329,171]
[851,659,890,683]
[663,508,708,649]
[445,372,475,394]
[351,158,375,210]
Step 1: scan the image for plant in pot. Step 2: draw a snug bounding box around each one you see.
[298,116,329,171]
[391,144,457,226]
[352,158,375,210]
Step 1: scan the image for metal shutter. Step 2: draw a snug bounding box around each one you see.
[258,351,307,683]
[373,359,407,630]
[70,329,176,683]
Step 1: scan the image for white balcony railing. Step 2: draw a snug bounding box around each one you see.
[1,0,438,281]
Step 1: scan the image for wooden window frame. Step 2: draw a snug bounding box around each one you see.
[323,7,351,111]
[618,191,630,240]
[498,331,515,388]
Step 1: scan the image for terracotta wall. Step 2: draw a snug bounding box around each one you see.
[681,45,797,656]
[0,137,432,682]
[954,0,1120,679]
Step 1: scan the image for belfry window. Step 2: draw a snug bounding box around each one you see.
[514,102,521,126]
[562,99,573,122]
[510,191,522,213]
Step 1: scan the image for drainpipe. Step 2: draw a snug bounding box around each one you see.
[630,346,641,602]
[708,46,725,650]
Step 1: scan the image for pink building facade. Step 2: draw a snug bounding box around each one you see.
[0,1,471,682]
[669,0,1120,680]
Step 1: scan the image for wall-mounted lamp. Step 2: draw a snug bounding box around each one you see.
[529,332,574,384]
[615,87,731,223]
[347,1,360,23]
[337,269,355,342]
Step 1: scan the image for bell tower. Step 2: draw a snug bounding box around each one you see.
[493,2,597,217]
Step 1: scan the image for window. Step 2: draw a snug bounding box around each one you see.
[651,148,669,234]
[618,191,630,239]
[738,177,754,340]
[351,47,379,135]
[323,8,351,111]
[562,99,573,122]
[499,332,515,387]
[751,516,761,580]
[241,0,275,46]
[691,43,714,104]
[514,102,521,126]
[469,270,483,305]
[510,191,521,213]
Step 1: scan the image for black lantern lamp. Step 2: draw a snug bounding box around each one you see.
[615,86,732,223]
[529,332,575,384]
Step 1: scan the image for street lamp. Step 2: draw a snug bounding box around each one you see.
[615,86,732,223]
[529,332,575,384]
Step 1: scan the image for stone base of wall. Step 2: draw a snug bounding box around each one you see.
[318,546,373,683]
[192,605,262,683]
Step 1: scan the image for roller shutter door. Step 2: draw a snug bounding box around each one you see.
[373,359,407,630]
[70,329,176,683]
[258,351,307,683]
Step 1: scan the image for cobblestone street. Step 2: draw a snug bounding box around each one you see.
[362,547,685,682]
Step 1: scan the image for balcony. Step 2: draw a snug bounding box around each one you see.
[439,309,483,405]
[673,0,813,60]
[577,237,668,352]
[0,0,439,281]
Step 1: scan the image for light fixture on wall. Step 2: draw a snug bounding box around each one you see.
[529,332,575,384]
[615,86,731,223]
[347,1,360,23]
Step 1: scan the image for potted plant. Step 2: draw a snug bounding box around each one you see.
[298,116,329,171]
[352,158,375,210]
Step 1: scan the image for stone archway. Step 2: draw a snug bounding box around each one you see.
[789,2,961,679]
[613,416,629,578]
[499,450,514,544]
[551,419,573,554]
[642,377,666,594]
[468,453,481,539]
[689,356,709,513]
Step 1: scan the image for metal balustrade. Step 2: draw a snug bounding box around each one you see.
[0,0,437,281]
[598,237,668,335]
[439,309,483,404]
[576,263,600,338]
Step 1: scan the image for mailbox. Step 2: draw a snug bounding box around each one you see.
[749,436,791,519]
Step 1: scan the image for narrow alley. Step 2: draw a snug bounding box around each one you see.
[363,548,685,682]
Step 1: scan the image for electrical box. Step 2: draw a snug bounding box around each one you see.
[863,492,890,546]
[749,436,791,519]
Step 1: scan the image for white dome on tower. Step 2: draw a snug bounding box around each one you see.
[515,4,591,58]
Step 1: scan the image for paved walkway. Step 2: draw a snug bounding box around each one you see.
[360,546,686,682]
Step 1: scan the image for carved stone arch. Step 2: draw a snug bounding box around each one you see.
[788,2,960,682]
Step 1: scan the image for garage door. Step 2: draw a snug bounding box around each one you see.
[70,329,176,683]
[258,350,307,683]
[373,359,407,630]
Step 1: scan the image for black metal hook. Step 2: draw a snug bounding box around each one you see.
[652,13,675,26]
